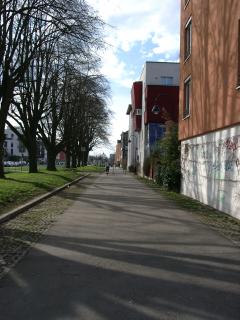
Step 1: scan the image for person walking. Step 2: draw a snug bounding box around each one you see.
[105,164,110,175]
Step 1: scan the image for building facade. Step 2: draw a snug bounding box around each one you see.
[127,62,179,176]
[4,127,46,161]
[179,0,240,219]
[121,131,128,169]
[115,140,122,166]
[4,127,28,159]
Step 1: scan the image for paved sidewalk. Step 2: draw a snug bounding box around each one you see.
[0,169,240,320]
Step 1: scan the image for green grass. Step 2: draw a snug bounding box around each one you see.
[138,177,240,245]
[0,168,84,215]
[78,165,105,172]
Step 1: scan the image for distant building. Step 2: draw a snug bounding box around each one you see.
[121,131,128,169]
[4,127,46,161]
[127,61,179,176]
[109,153,115,166]
[115,140,122,167]
[4,127,28,159]
[179,0,240,219]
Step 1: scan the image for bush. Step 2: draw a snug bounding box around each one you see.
[154,124,181,192]
[143,157,151,177]
[128,165,136,173]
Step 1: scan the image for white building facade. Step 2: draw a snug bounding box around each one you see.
[4,127,46,161]
[127,62,179,176]
[4,127,28,158]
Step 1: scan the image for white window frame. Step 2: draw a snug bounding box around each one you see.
[184,17,192,62]
[184,0,190,9]
[135,109,142,116]
[183,75,191,119]
[160,76,174,86]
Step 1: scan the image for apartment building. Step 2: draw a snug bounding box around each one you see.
[115,140,122,167]
[127,62,179,176]
[179,0,240,218]
[4,127,46,161]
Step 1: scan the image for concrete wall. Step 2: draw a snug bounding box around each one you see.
[181,124,240,219]
[143,62,179,86]
[127,105,140,170]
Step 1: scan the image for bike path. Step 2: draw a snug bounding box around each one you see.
[0,169,239,320]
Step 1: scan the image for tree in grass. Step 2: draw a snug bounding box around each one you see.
[61,72,111,168]
[4,0,106,173]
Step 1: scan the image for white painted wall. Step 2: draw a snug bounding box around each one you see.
[4,128,28,158]
[127,108,139,169]
[4,127,47,160]
[143,62,179,86]
[181,125,240,219]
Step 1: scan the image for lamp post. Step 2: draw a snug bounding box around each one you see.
[128,134,137,174]
[151,93,171,120]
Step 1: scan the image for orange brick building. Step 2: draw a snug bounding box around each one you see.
[179,0,240,219]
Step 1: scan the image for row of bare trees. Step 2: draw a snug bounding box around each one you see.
[0,0,111,178]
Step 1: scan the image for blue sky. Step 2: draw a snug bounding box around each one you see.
[87,0,180,156]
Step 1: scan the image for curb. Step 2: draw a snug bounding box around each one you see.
[0,173,90,225]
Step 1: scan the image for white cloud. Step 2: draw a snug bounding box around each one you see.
[89,0,179,49]
[88,0,180,84]
[86,0,180,153]
[100,47,135,88]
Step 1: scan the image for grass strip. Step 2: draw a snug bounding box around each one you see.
[0,168,85,215]
[78,165,105,172]
[138,177,240,246]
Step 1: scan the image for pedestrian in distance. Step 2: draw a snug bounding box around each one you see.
[105,164,110,175]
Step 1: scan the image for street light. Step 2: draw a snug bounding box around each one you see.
[151,93,169,118]
[128,134,137,174]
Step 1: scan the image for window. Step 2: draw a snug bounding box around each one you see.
[184,0,190,8]
[11,142,13,148]
[11,133,14,139]
[19,142,25,153]
[160,76,174,86]
[135,109,142,115]
[184,17,192,60]
[237,19,240,89]
[183,76,191,118]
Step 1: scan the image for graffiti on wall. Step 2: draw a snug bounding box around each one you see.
[181,134,240,181]
[181,133,240,218]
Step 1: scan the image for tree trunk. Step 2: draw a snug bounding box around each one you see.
[77,150,83,167]
[0,84,14,178]
[28,139,38,173]
[47,148,57,171]
[0,142,5,179]
[83,150,89,166]
[66,149,71,168]
[77,155,81,167]
[0,120,6,178]
[72,153,77,168]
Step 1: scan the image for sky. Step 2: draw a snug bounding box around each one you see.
[87,0,180,156]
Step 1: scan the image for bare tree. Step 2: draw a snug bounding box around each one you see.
[0,0,105,177]
[61,72,111,168]
[0,0,47,177]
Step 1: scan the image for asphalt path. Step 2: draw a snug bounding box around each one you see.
[0,168,240,320]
